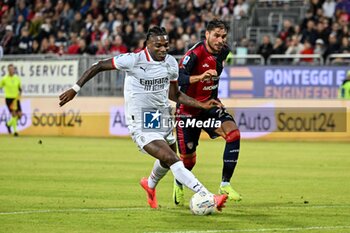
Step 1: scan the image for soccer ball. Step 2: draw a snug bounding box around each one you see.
[189,192,216,215]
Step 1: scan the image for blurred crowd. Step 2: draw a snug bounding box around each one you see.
[1,0,349,63]
[0,0,250,56]
[254,0,350,63]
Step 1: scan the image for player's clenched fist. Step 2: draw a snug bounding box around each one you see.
[201,69,218,81]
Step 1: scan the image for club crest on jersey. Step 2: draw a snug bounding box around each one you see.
[182,56,190,65]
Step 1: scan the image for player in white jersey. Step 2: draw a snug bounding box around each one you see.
[59,26,228,210]
[114,41,178,150]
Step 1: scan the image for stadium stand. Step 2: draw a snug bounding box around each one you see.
[0,0,349,63]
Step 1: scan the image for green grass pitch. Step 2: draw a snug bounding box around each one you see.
[0,136,349,233]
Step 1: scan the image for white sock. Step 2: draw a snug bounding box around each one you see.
[221,182,230,187]
[148,159,169,189]
[170,161,209,194]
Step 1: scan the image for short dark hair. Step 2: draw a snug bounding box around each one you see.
[144,26,168,47]
[206,19,229,32]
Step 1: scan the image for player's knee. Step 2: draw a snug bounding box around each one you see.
[180,152,197,170]
[225,129,240,143]
[159,160,170,169]
[163,151,181,166]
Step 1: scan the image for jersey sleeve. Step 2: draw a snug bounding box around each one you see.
[168,56,179,82]
[112,53,136,71]
[0,78,4,88]
[178,52,197,86]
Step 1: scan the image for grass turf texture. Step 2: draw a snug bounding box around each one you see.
[0,136,349,233]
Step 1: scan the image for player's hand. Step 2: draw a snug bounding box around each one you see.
[201,99,224,110]
[200,69,218,81]
[59,89,77,107]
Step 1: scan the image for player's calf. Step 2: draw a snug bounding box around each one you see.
[220,129,242,201]
[173,152,197,206]
[5,121,11,134]
[180,153,197,171]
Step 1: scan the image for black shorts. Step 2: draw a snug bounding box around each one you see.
[5,98,22,113]
[176,107,235,154]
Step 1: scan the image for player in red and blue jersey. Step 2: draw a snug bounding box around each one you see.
[174,19,242,205]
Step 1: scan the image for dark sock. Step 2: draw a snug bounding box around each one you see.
[222,130,240,182]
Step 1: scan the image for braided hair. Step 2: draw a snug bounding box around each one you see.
[143,26,168,48]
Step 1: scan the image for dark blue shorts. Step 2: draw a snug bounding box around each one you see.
[5,98,22,113]
[176,107,234,154]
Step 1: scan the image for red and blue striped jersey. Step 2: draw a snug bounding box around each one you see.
[177,41,230,116]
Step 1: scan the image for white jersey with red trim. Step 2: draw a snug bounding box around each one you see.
[112,48,178,126]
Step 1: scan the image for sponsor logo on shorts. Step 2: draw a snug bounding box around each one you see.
[187,142,194,150]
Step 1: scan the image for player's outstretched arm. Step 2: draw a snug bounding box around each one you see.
[169,81,223,110]
[59,58,115,107]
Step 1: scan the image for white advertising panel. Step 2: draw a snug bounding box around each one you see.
[0,60,78,96]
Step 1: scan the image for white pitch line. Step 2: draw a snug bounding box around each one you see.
[266,205,350,209]
[145,226,350,233]
[0,205,349,216]
[0,207,150,215]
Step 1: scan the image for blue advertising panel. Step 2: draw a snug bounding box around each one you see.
[219,66,350,99]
